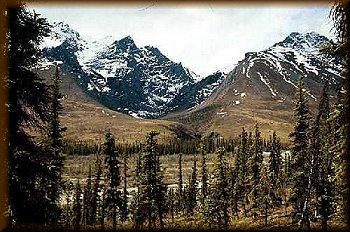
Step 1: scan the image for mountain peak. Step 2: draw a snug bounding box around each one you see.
[275,31,329,50]
[115,36,137,51]
[120,35,134,43]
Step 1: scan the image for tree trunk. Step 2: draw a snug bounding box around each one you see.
[113,208,117,230]
[322,215,328,231]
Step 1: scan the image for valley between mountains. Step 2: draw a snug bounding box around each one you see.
[38,22,343,143]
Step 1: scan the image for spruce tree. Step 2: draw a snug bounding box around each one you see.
[134,131,167,229]
[330,0,349,224]
[290,76,312,230]
[309,81,330,223]
[7,5,55,225]
[250,124,263,210]
[317,87,345,229]
[72,180,82,229]
[236,127,250,216]
[63,179,74,227]
[206,147,230,229]
[121,153,129,223]
[185,156,198,216]
[103,130,122,230]
[258,165,272,227]
[281,151,292,215]
[199,142,208,207]
[89,155,103,224]
[268,131,282,205]
[99,183,108,230]
[177,152,184,212]
[45,66,66,224]
[228,166,239,218]
[82,166,92,226]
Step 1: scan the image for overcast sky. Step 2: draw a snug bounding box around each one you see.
[29,2,335,77]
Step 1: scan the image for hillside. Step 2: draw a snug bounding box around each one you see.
[165,32,343,142]
[37,67,191,144]
[38,27,344,143]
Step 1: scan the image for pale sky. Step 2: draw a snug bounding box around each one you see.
[29,2,335,77]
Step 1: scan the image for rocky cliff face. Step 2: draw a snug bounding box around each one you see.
[40,22,226,118]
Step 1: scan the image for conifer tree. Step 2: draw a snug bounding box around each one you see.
[199,142,208,207]
[268,131,282,205]
[315,86,345,229]
[72,180,82,229]
[281,151,291,215]
[63,179,74,227]
[7,5,56,225]
[309,81,330,221]
[185,156,198,216]
[228,166,239,218]
[45,66,66,224]
[82,166,92,226]
[99,183,107,230]
[104,130,122,230]
[121,153,129,222]
[290,76,312,230]
[89,155,103,224]
[258,165,272,227]
[206,147,230,229]
[167,189,176,223]
[134,131,167,229]
[177,152,184,212]
[329,0,349,223]
[250,124,263,210]
[236,127,250,216]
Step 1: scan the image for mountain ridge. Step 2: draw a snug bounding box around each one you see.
[39,21,342,127]
[40,21,226,118]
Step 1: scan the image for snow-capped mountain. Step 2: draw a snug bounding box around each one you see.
[217,31,342,103]
[167,31,344,139]
[177,31,344,136]
[40,22,342,121]
[40,22,225,118]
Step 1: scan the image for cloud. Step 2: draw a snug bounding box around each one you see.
[29,3,334,76]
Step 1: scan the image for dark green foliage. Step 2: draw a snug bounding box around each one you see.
[72,180,82,229]
[205,147,230,229]
[103,130,122,230]
[184,156,198,216]
[7,5,57,225]
[99,184,108,229]
[281,152,292,215]
[62,139,99,156]
[290,76,311,229]
[177,152,184,212]
[121,154,129,222]
[199,142,208,207]
[228,165,239,218]
[317,87,345,229]
[89,155,103,224]
[82,166,92,225]
[62,179,74,226]
[249,124,263,209]
[45,66,66,224]
[332,92,347,209]
[268,131,282,205]
[235,127,250,216]
[258,165,272,226]
[167,189,176,223]
[133,131,167,229]
[329,1,349,225]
